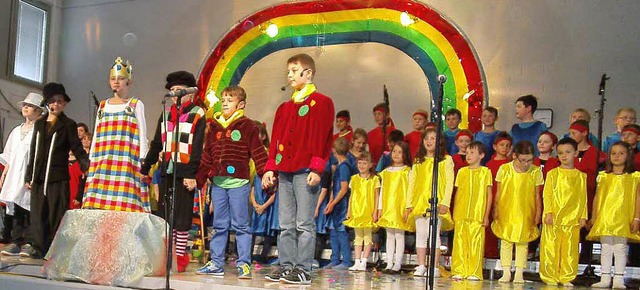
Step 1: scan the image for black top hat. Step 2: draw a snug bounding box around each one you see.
[165,71,197,90]
[43,82,71,103]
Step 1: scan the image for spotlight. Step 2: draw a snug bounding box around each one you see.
[265,23,278,38]
[400,12,416,27]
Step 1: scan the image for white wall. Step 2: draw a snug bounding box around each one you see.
[0,0,63,144]
[56,0,640,141]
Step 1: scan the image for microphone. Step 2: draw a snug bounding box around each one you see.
[280,82,289,91]
[90,90,99,106]
[165,87,198,97]
[438,75,447,83]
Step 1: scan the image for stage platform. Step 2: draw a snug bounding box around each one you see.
[2,254,640,290]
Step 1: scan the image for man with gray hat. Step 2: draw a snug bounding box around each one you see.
[0,92,44,257]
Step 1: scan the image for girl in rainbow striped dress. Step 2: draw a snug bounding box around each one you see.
[82,57,150,212]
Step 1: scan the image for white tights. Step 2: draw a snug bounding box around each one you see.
[600,236,627,275]
[385,228,405,270]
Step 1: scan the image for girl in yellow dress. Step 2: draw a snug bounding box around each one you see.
[376,142,414,273]
[343,151,380,272]
[404,128,454,277]
[540,138,588,286]
[451,141,493,281]
[587,141,640,289]
[491,141,543,284]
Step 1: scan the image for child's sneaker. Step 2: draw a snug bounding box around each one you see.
[237,263,252,279]
[265,266,289,282]
[1,243,20,256]
[348,259,360,271]
[196,261,224,276]
[19,244,37,258]
[413,265,426,277]
[281,267,311,284]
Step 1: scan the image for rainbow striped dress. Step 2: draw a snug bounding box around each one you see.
[82,98,150,212]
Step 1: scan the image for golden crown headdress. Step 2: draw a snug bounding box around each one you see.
[109,57,133,80]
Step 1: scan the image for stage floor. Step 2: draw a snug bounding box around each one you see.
[3,255,640,290]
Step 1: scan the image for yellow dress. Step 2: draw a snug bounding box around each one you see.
[343,174,380,229]
[451,166,493,279]
[491,162,543,242]
[376,166,414,232]
[540,167,588,284]
[587,171,640,243]
[407,155,454,231]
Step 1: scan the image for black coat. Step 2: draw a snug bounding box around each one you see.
[26,112,89,185]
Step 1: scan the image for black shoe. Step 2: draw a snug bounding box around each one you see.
[265,267,290,282]
[281,268,311,285]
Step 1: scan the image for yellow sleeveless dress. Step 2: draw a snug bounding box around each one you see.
[491,162,543,242]
[587,171,640,243]
[343,174,380,229]
[376,166,414,232]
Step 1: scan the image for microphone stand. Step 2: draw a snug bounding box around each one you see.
[90,91,99,130]
[580,74,609,279]
[425,75,446,290]
[163,95,182,290]
[374,85,390,269]
[382,85,390,157]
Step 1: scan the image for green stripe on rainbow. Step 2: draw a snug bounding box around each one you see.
[198,1,486,131]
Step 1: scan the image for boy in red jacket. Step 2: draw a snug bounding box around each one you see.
[262,53,334,284]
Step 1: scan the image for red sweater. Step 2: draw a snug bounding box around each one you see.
[404,130,422,159]
[533,156,560,180]
[197,116,268,187]
[486,157,510,198]
[333,126,353,142]
[452,153,468,176]
[368,119,396,165]
[574,145,606,213]
[265,91,335,174]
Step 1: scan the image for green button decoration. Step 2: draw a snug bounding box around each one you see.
[275,153,283,165]
[231,129,241,141]
[298,105,310,117]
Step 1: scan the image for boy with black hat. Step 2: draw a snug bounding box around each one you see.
[25,83,89,258]
[141,70,206,272]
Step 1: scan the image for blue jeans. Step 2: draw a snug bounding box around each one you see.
[209,183,251,267]
[278,172,320,271]
[330,229,352,266]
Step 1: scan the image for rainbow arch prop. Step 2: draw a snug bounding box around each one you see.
[198,0,486,131]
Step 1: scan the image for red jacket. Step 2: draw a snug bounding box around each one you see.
[197,116,268,187]
[265,91,335,174]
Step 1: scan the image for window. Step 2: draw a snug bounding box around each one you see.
[7,0,50,85]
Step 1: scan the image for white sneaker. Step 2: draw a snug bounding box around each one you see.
[433,267,441,278]
[467,276,481,281]
[349,259,361,271]
[391,263,401,272]
[493,260,503,271]
[357,259,367,271]
[413,265,426,277]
